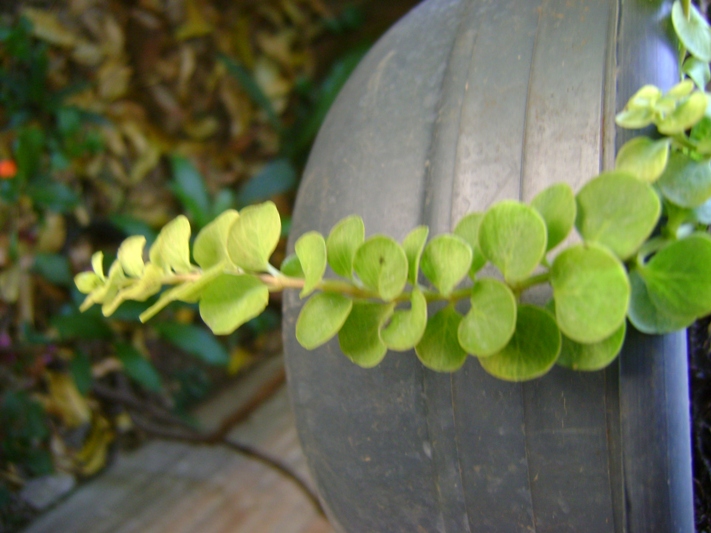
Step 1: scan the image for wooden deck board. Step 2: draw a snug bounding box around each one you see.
[24,356,333,533]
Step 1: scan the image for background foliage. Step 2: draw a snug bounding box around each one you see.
[0,0,419,529]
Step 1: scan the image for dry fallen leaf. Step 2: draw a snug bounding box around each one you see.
[36,213,67,253]
[45,371,92,428]
[23,8,78,48]
[175,0,213,41]
[0,264,21,303]
[98,60,132,101]
[75,416,114,476]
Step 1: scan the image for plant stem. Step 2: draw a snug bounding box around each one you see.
[511,271,550,292]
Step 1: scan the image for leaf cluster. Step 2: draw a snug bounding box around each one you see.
[78,0,711,382]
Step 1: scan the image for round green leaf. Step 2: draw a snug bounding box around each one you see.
[199,274,269,335]
[338,301,395,368]
[655,91,707,134]
[615,85,661,129]
[458,278,516,357]
[695,197,711,224]
[227,201,281,272]
[381,287,427,351]
[280,253,305,278]
[683,56,711,90]
[420,234,472,296]
[295,292,353,350]
[575,171,660,259]
[478,305,561,382]
[628,270,696,335]
[614,137,670,183]
[415,305,467,372]
[295,231,327,297]
[75,272,102,294]
[402,226,429,285]
[478,201,547,282]
[672,0,711,62]
[453,213,487,276]
[194,210,239,269]
[149,215,193,274]
[556,321,626,371]
[118,236,146,278]
[353,236,408,301]
[91,251,105,280]
[531,183,576,250]
[640,233,711,318]
[666,79,695,99]
[657,151,711,208]
[326,215,364,278]
[104,263,164,317]
[615,107,655,129]
[551,243,630,343]
[139,262,224,322]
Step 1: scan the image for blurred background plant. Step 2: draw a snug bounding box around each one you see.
[0,0,418,529]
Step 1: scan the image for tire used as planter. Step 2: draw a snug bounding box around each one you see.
[284,1,694,531]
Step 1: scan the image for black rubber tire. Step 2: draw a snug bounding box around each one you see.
[284,1,694,531]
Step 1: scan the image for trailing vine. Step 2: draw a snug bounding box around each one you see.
[76,0,711,381]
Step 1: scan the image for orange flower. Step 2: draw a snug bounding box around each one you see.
[0,160,17,179]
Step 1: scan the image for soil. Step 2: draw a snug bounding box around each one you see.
[690,318,711,532]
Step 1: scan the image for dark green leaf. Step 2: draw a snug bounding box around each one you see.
[109,215,157,246]
[70,350,93,396]
[153,322,229,366]
[27,181,79,212]
[170,155,212,229]
[288,46,368,155]
[116,342,162,392]
[51,313,111,340]
[237,159,296,206]
[219,54,281,130]
[33,253,72,286]
[15,125,44,184]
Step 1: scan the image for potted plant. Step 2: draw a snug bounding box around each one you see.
[75,0,711,530]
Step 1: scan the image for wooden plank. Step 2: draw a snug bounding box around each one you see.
[24,356,333,533]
